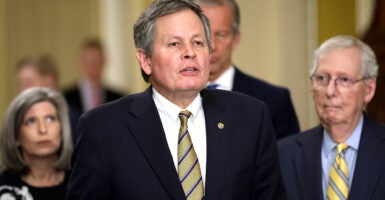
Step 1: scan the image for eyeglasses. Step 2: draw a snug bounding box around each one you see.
[310,74,367,91]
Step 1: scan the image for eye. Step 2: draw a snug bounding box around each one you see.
[24,117,36,126]
[337,76,353,87]
[169,42,179,47]
[315,74,329,81]
[193,40,204,46]
[338,76,351,83]
[46,115,57,123]
[215,31,231,38]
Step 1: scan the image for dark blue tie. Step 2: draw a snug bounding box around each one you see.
[206,84,218,89]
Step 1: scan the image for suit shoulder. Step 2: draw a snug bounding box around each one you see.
[202,89,268,112]
[278,126,321,148]
[104,87,125,100]
[62,85,79,96]
[235,68,289,92]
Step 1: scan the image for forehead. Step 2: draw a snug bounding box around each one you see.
[154,9,205,38]
[317,47,362,76]
[26,101,56,115]
[201,4,234,28]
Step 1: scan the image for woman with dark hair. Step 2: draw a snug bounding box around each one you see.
[0,87,73,200]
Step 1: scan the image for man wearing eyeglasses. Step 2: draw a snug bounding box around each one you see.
[278,35,385,200]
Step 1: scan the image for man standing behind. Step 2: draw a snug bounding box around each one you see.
[67,0,285,199]
[197,0,300,140]
[278,35,385,200]
[63,38,124,139]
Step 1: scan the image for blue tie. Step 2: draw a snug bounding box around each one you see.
[206,84,218,89]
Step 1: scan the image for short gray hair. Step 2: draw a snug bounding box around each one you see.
[1,87,73,173]
[134,0,212,82]
[196,0,240,34]
[310,35,378,79]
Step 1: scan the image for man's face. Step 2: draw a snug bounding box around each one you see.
[201,4,240,81]
[311,47,376,127]
[79,47,105,83]
[18,66,44,91]
[136,9,210,101]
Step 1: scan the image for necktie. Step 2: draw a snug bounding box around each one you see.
[91,87,102,109]
[178,110,204,200]
[327,143,349,200]
[206,83,218,89]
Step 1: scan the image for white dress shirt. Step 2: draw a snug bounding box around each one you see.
[153,88,207,185]
[207,65,235,91]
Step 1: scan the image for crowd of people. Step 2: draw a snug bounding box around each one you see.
[0,0,384,199]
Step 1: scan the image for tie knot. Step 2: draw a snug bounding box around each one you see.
[179,110,192,124]
[337,143,349,154]
[206,83,219,89]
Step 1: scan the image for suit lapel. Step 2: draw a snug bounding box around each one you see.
[126,88,185,200]
[349,116,385,200]
[201,90,227,199]
[296,126,324,200]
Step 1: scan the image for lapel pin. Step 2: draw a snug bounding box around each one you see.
[217,122,224,129]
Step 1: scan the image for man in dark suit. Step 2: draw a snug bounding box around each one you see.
[66,0,285,199]
[197,0,299,140]
[62,38,124,140]
[278,35,385,200]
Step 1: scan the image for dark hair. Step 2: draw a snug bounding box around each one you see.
[16,54,59,83]
[134,0,212,82]
[81,37,104,51]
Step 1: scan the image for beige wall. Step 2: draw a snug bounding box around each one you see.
[4,0,100,92]
[0,0,10,122]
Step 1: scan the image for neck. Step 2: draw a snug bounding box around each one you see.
[21,156,64,187]
[322,123,356,143]
[153,86,200,109]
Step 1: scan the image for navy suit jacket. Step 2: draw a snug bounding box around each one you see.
[278,115,385,200]
[232,67,300,140]
[62,85,124,142]
[67,87,285,199]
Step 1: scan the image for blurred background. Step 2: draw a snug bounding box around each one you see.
[0,0,378,131]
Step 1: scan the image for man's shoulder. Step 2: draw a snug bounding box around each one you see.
[278,126,322,148]
[62,85,79,96]
[234,67,288,91]
[104,87,126,100]
[203,88,266,105]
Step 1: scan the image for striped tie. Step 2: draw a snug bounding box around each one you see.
[327,143,349,200]
[178,110,204,200]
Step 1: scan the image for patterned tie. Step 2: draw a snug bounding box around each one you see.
[327,143,349,200]
[178,110,204,200]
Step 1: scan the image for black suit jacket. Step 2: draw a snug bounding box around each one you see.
[278,115,385,200]
[232,67,300,140]
[66,87,285,199]
[63,85,124,142]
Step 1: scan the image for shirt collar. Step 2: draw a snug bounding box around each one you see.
[322,115,363,156]
[152,88,202,122]
[207,65,235,91]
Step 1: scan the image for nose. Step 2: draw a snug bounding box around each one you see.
[325,79,338,96]
[183,44,196,60]
[210,33,216,51]
[38,120,47,135]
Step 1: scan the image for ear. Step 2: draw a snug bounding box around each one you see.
[364,78,376,103]
[136,49,152,76]
[231,31,241,50]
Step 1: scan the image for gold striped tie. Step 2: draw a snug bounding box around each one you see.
[327,143,349,200]
[178,110,204,200]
